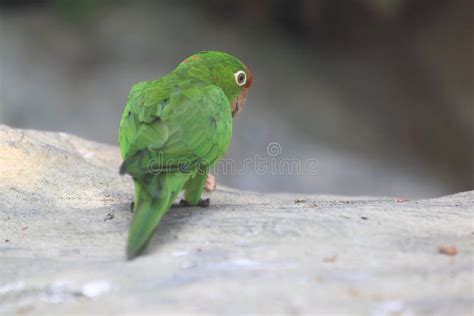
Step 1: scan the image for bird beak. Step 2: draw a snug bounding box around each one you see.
[232,88,248,117]
[232,103,239,117]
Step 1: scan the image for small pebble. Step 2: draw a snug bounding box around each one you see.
[104,213,114,221]
[438,245,458,256]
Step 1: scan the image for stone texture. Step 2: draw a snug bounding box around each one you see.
[0,125,473,315]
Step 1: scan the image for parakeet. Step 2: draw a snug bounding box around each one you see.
[119,51,253,259]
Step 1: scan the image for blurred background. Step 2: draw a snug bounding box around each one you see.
[0,0,472,198]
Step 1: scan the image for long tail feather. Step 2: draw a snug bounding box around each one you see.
[126,174,189,259]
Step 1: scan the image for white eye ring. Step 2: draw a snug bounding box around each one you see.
[234,70,247,86]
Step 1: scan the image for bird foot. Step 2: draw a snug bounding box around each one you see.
[205,174,216,192]
[179,198,210,208]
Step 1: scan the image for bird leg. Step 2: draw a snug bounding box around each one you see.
[205,174,216,192]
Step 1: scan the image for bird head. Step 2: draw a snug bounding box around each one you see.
[178,51,253,117]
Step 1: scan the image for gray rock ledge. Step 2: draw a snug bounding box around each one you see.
[0,125,473,315]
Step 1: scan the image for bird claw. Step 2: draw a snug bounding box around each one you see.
[198,198,210,207]
[179,198,210,208]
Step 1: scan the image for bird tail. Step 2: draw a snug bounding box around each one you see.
[126,173,189,259]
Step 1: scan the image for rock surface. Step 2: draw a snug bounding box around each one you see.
[0,125,473,315]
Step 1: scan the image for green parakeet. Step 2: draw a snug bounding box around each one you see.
[119,51,253,259]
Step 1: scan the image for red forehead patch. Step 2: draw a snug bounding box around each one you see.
[183,55,201,63]
[244,66,253,89]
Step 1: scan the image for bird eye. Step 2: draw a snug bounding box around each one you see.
[234,70,247,86]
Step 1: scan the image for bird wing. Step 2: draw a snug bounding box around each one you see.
[119,79,232,177]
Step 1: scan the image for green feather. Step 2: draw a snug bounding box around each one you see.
[119,51,251,259]
[127,174,189,259]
